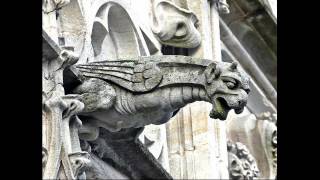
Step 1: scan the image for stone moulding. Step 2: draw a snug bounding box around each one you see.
[151,0,201,48]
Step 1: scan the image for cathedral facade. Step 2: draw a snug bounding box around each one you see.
[42,0,277,179]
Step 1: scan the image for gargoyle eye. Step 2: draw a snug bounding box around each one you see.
[223,78,238,89]
[226,81,236,89]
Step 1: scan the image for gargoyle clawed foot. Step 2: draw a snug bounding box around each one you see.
[71,78,116,114]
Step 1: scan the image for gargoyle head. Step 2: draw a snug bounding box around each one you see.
[204,61,250,120]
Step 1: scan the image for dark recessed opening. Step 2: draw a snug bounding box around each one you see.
[161,45,189,56]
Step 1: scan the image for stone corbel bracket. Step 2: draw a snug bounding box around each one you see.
[151,0,201,48]
[227,141,260,179]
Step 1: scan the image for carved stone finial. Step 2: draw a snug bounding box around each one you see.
[227,141,260,179]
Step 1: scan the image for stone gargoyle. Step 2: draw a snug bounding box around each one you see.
[68,55,250,140]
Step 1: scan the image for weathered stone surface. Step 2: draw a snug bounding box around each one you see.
[59,54,250,179]
[68,55,250,134]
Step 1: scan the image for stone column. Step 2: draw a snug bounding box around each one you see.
[208,1,229,178]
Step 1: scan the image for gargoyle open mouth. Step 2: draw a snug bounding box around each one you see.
[210,97,231,120]
[209,97,244,120]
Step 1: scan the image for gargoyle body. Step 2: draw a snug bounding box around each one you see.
[71,55,250,140]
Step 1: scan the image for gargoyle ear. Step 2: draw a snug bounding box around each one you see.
[229,61,238,71]
[205,62,220,84]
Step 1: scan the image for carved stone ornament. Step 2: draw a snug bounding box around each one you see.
[151,0,201,48]
[65,56,250,139]
[55,56,251,179]
[227,141,260,180]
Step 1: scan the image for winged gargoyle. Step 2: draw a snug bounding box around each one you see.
[69,55,250,140]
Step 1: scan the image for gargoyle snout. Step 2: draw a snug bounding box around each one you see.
[232,90,248,114]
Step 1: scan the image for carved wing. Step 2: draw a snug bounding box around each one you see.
[76,60,163,92]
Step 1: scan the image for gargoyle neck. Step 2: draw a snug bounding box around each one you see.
[124,85,210,115]
[166,86,210,110]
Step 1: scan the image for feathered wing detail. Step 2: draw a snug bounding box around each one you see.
[76,60,163,92]
[131,61,163,92]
